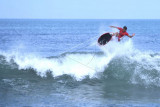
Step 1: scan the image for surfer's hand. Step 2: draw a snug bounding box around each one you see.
[132,33,135,37]
[110,26,114,28]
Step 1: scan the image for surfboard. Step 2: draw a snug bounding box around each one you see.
[98,33,112,45]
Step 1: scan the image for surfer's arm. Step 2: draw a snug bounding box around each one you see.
[126,33,135,38]
[110,26,119,29]
[110,26,122,30]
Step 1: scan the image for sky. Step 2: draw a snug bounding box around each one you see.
[0,0,160,19]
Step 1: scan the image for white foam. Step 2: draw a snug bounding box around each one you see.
[1,38,131,80]
[0,50,111,80]
[100,37,134,58]
[1,38,160,84]
[99,38,160,86]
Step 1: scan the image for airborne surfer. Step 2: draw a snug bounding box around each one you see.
[110,26,135,41]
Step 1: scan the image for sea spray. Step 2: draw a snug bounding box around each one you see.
[1,39,160,86]
[0,39,133,80]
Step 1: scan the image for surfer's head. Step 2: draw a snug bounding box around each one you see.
[123,26,127,32]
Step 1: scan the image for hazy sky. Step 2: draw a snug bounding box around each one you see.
[0,0,160,19]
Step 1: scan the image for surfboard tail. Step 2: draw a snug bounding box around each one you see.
[98,33,112,45]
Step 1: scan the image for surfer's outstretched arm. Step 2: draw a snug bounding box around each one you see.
[110,26,119,29]
[126,33,135,38]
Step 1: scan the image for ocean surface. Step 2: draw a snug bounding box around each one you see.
[0,19,160,107]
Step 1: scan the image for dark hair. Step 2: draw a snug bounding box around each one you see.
[123,26,127,30]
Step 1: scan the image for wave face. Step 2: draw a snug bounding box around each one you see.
[1,39,160,87]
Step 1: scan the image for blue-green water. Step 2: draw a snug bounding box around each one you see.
[0,19,160,107]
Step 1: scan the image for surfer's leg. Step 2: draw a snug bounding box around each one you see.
[112,32,118,37]
[115,32,119,37]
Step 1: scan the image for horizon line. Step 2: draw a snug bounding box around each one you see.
[0,18,160,20]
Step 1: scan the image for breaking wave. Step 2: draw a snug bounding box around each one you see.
[0,39,160,87]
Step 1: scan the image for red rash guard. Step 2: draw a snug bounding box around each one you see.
[117,27,129,39]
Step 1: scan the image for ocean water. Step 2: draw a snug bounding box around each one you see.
[0,19,160,107]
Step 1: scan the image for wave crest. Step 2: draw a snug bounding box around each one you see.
[0,39,160,87]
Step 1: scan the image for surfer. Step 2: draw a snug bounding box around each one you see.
[110,26,135,41]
